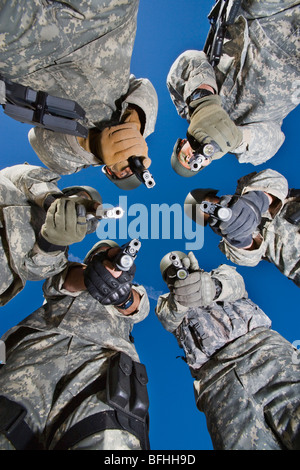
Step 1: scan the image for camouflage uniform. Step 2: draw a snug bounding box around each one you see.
[167,0,300,165]
[0,264,150,450]
[0,0,158,174]
[156,263,300,450]
[218,169,300,287]
[0,164,67,307]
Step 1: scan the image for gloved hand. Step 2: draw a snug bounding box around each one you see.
[209,191,270,248]
[84,251,136,305]
[187,94,242,159]
[122,106,143,132]
[40,197,88,246]
[95,123,149,170]
[167,252,216,308]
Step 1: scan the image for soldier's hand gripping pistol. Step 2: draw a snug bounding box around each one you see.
[202,191,270,248]
[44,193,124,228]
[161,251,217,308]
[84,239,141,306]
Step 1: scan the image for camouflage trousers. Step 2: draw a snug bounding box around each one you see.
[0,0,138,79]
[0,328,141,450]
[193,328,300,450]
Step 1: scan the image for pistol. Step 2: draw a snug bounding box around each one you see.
[113,239,142,271]
[188,141,218,171]
[186,136,221,169]
[169,252,189,280]
[200,200,232,221]
[189,153,209,172]
[95,206,124,220]
[128,157,156,189]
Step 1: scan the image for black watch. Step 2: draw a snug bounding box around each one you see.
[187,88,214,111]
[117,291,134,310]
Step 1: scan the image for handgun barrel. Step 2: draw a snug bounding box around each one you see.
[95,206,124,219]
[169,252,189,280]
[200,201,232,221]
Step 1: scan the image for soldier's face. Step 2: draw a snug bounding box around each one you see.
[177,139,211,169]
[106,163,134,179]
[177,139,195,168]
[106,154,151,180]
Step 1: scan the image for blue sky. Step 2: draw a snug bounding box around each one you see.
[0,0,299,451]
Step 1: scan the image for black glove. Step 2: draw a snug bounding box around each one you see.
[209,191,269,248]
[84,252,136,305]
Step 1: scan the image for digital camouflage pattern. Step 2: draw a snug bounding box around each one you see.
[156,263,271,368]
[156,261,300,450]
[28,75,158,175]
[0,0,158,174]
[0,264,150,450]
[219,169,300,287]
[167,0,300,165]
[0,164,68,306]
[194,327,300,450]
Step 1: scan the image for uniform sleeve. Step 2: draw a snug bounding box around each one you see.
[42,263,84,299]
[121,74,158,138]
[21,248,68,282]
[28,128,101,175]
[155,292,190,333]
[0,163,62,207]
[166,50,218,121]
[233,122,286,165]
[236,168,289,202]
[210,264,247,302]
[129,284,150,324]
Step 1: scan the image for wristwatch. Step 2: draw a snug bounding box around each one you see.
[117,291,134,310]
[187,88,214,112]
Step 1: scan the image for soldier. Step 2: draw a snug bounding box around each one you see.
[184,168,300,287]
[0,239,150,450]
[156,250,300,450]
[167,0,300,176]
[0,0,158,190]
[0,163,109,306]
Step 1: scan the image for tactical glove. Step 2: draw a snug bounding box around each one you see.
[187,94,242,159]
[167,252,216,308]
[84,252,136,305]
[40,197,88,246]
[122,106,143,132]
[209,191,270,248]
[94,123,149,169]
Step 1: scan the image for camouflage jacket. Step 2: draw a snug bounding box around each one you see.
[0,164,67,306]
[0,0,158,174]
[219,169,300,287]
[167,0,300,165]
[155,264,271,372]
[0,265,149,449]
